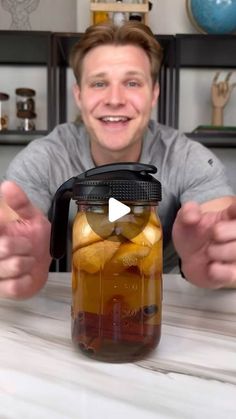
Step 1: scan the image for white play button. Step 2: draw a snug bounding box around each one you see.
[108,197,131,222]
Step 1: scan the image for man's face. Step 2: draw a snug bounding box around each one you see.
[73,44,159,162]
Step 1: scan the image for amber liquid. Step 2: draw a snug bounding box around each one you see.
[93,11,109,24]
[71,206,162,362]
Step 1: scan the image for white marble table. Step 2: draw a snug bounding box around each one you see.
[0,273,236,419]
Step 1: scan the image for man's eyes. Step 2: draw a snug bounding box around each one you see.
[89,79,142,88]
[126,80,141,87]
[90,81,106,88]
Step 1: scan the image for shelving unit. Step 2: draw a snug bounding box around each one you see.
[90,1,149,25]
[175,34,236,147]
[1,31,236,149]
[51,33,83,127]
[0,30,52,145]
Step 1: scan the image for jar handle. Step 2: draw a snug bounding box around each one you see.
[83,163,157,177]
[49,177,75,259]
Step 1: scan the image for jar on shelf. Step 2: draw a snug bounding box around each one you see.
[15,88,37,131]
[93,0,109,24]
[0,92,10,131]
[113,0,126,26]
[129,0,143,22]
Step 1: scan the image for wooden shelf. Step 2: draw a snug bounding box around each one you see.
[90,1,149,25]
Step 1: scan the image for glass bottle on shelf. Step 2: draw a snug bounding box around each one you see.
[0,92,9,131]
[112,0,126,26]
[93,0,109,24]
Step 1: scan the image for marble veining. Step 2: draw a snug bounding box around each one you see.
[0,273,236,419]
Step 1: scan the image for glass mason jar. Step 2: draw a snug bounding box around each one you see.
[50,163,162,363]
[0,92,9,131]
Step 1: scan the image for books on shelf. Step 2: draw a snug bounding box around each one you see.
[186,125,236,147]
[192,125,236,135]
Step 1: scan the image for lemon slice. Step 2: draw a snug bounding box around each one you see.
[138,241,163,276]
[73,212,114,250]
[73,239,120,273]
[131,223,162,247]
[104,242,150,274]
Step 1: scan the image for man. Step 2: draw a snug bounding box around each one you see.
[0,21,236,299]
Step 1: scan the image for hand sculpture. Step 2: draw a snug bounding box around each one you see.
[211,71,236,126]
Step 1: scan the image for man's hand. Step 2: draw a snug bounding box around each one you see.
[0,181,52,299]
[172,198,236,289]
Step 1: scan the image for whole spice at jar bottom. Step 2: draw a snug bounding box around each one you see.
[15,88,36,113]
[17,109,36,131]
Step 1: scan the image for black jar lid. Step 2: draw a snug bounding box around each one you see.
[15,88,36,97]
[0,92,9,101]
[73,162,162,203]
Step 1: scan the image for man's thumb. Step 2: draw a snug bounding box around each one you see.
[0,181,37,221]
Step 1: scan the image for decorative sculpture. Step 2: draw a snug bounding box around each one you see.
[1,0,40,30]
[211,71,236,126]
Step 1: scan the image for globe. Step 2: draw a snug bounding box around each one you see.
[186,0,236,34]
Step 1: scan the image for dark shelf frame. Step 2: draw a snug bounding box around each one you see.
[51,32,83,127]
[0,30,53,136]
[186,132,236,148]
[0,130,48,145]
[155,35,176,127]
[175,34,236,145]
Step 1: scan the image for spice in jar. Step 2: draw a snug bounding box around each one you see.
[15,88,36,131]
[0,92,10,131]
[17,109,36,131]
[15,87,36,112]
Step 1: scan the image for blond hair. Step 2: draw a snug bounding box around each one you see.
[70,21,163,86]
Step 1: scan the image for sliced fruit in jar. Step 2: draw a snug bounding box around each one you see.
[131,223,162,247]
[104,242,150,274]
[148,209,160,227]
[72,268,78,292]
[138,241,162,276]
[115,212,147,240]
[73,212,114,250]
[73,239,120,273]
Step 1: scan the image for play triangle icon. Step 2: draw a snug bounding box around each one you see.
[108,197,131,222]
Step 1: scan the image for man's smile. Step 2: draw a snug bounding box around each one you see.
[99,116,131,123]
